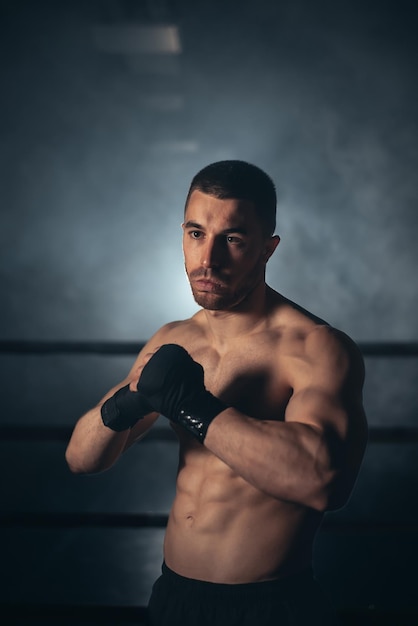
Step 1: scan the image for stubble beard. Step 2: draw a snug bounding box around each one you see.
[186,255,266,312]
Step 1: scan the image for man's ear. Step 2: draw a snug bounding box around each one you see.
[263,235,280,263]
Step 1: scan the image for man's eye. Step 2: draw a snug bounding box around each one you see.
[190,230,202,238]
[227,236,243,244]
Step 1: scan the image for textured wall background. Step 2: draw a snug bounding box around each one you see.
[0,0,417,622]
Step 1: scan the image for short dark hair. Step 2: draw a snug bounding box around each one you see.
[185,160,277,236]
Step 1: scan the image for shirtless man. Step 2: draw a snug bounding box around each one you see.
[66,160,368,625]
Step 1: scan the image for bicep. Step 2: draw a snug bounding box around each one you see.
[284,384,365,509]
[285,381,367,500]
[285,386,350,438]
[285,326,367,441]
[285,331,367,457]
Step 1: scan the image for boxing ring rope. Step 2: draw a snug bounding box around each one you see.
[1,340,417,625]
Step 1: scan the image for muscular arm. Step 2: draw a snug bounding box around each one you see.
[65,332,170,474]
[65,387,159,475]
[203,327,368,511]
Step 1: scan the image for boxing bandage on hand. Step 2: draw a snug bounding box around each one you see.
[137,344,227,443]
[101,385,152,432]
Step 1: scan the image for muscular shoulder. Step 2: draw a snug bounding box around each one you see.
[304,325,364,387]
[141,313,206,351]
[282,322,365,412]
[271,297,364,392]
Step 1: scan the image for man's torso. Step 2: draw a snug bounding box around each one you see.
[151,293,329,583]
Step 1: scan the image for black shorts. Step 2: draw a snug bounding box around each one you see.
[146,562,340,626]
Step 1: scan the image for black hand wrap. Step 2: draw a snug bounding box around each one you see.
[137,344,227,443]
[101,385,151,432]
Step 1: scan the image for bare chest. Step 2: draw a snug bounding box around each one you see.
[188,341,292,421]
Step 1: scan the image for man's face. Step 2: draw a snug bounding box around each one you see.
[182,190,275,311]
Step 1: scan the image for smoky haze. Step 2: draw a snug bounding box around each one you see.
[0,0,417,342]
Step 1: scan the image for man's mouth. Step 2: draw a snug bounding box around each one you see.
[192,277,228,292]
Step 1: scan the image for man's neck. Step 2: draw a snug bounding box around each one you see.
[201,283,275,349]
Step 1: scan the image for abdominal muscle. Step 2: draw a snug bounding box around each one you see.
[163,437,321,584]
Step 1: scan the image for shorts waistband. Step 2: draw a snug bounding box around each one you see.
[161,561,314,599]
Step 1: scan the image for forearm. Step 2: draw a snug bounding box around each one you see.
[65,405,131,474]
[203,408,335,511]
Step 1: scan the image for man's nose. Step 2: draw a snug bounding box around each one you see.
[201,237,223,268]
